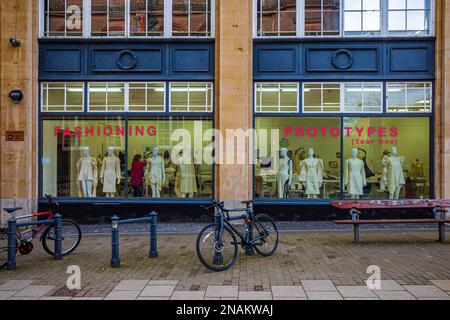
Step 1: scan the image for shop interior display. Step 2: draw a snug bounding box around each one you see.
[277,148,292,199]
[145,146,165,198]
[76,146,97,198]
[299,148,324,199]
[100,146,122,198]
[384,147,406,200]
[344,148,367,199]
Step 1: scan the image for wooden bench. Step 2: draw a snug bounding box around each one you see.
[331,200,450,243]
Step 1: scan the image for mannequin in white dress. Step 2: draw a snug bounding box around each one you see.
[344,148,367,199]
[299,148,324,199]
[100,146,121,198]
[76,147,97,198]
[277,148,292,198]
[180,144,197,198]
[384,147,405,200]
[148,146,165,198]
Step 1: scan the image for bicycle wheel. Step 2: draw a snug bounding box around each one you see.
[42,219,82,256]
[0,227,8,269]
[253,214,279,257]
[196,224,238,272]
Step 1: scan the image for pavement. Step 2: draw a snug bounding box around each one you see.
[0,227,450,300]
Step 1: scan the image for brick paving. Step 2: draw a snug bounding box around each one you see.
[0,230,450,300]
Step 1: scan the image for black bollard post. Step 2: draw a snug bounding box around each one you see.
[7,218,17,270]
[111,215,121,268]
[149,212,158,258]
[54,214,63,261]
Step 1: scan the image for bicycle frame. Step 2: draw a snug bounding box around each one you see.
[13,211,54,242]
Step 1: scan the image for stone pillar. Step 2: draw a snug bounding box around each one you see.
[214,0,253,206]
[0,0,39,223]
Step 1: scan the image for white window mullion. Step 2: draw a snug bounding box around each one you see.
[381,0,388,37]
[340,84,345,113]
[84,0,90,38]
[165,0,172,38]
[211,0,215,37]
[298,0,304,37]
[124,82,130,111]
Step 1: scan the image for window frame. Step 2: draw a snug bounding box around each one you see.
[168,82,214,113]
[252,0,435,38]
[387,0,433,36]
[41,82,85,112]
[254,82,300,113]
[386,81,433,113]
[39,0,215,38]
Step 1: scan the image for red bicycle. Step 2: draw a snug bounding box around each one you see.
[0,195,82,268]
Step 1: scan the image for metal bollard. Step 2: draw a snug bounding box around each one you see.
[54,214,63,261]
[149,212,158,258]
[7,218,17,270]
[111,215,120,268]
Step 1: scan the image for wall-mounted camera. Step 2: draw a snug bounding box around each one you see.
[9,38,21,47]
[9,90,24,104]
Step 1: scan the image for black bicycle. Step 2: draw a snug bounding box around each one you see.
[196,200,279,272]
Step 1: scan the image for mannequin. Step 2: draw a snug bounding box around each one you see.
[411,158,424,179]
[180,145,197,198]
[147,146,165,198]
[76,147,97,197]
[277,148,293,198]
[384,147,405,200]
[380,150,390,192]
[100,146,121,197]
[344,148,367,199]
[299,148,324,199]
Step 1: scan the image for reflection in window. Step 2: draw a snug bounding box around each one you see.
[344,0,381,36]
[91,0,126,36]
[42,83,84,112]
[255,117,341,199]
[388,0,431,35]
[172,0,212,36]
[305,0,340,36]
[127,118,213,199]
[343,117,430,200]
[88,83,125,111]
[343,83,382,113]
[130,0,165,36]
[44,0,83,37]
[303,83,340,112]
[387,82,432,113]
[257,0,297,36]
[129,83,165,112]
[255,83,299,113]
[42,117,126,198]
[170,83,213,112]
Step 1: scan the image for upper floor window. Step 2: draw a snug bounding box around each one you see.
[41,82,85,112]
[255,83,299,113]
[43,0,84,37]
[254,0,434,37]
[256,0,297,36]
[40,0,214,38]
[387,82,432,113]
[388,0,432,36]
[169,82,213,112]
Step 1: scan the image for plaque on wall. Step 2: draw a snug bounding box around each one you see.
[5,131,24,141]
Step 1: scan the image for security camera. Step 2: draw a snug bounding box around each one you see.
[9,38,21,47]
[9,90,23,104]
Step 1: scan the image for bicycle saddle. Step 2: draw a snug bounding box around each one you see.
[3,207,23,214]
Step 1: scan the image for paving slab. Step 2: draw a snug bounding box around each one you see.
[375,290,416,300]
[141,285,176,297]
[113,280,149,291]
[430,280,450,292]
[271,286,306,299]
[239,291,273,300]
[378,280,405,291]
[148,280,179,286]
[171,291,206,300]
[404,285,449,299]
[337,286,377,299]
[104,290,140,300]
[301,280,336,292]
[0,291,17,300]
[0,280,33,291]
[14,285,55,298]
[72,297,104,300]
[40,297,73,300]
[205,286,239,298]
[137,296,170,300]
[306,291,343,300]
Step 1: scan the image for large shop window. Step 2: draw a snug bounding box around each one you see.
[343,117,430,200]
[41,0,214,38]
[42,116,213,199]
[255,117,342,199]
[256,0,297,36]
[254,116,430,201]
[255,83,299,113]
[388,0,432,36]
[43,0,84,37]
[41,82,84,112]
[302,82,383,113]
